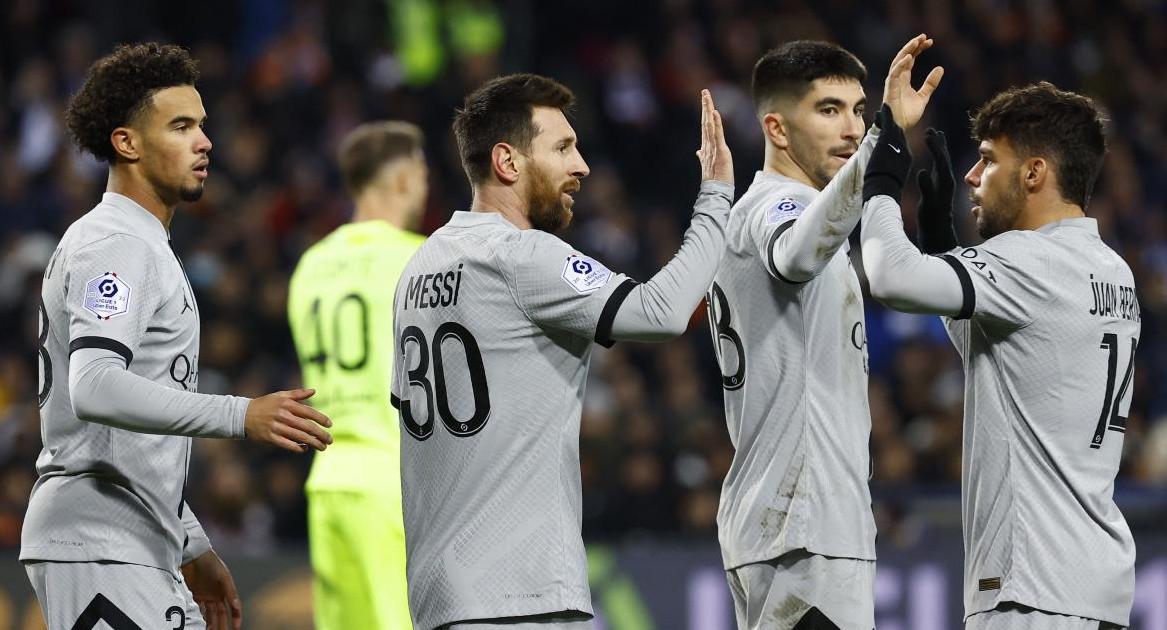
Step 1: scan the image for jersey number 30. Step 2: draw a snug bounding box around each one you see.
[399,323,491,440]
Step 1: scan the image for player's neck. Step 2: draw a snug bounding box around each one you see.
[1016,196,1085,232]
[470,185,533,230]
[351,194,413,229]
[106,169,175,231]
[763,148,821,191]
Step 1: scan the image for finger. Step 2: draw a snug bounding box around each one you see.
[218,599,230,630]
[713,109,727,147]
[917,66,944,99]
[286,388,315,401]
[285,409,334,444]
[917,169,933,196]
[289,400,332,428]
[276,420,330,451]
[269,433,312,453]
[230,596,243,630]
[892,33,926,65]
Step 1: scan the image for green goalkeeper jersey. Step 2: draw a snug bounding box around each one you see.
[289,220,425,493]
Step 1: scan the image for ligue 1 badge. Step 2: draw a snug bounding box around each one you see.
[765,197,806,225]
[561,253,612,294]
[83,272,131,320]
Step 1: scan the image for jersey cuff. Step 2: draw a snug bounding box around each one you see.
[595,279,638,348]
[765,220,808,285]
[939,254,976,319]
[69,336,133,367]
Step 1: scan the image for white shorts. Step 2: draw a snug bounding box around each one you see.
[25,561,204,630]
[966,604,1123,630]
[726,550,874,630]
[443,614,593,630]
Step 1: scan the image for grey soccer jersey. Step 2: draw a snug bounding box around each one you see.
[710,171,876,570]
[941,218,1137,625]
[22,192,244,573]
[390,211,634,630]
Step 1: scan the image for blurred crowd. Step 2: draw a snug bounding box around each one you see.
[2,0,1167,554]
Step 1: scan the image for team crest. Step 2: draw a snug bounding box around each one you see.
[561,253,612,294]
[765,197,805,225]
[83,272,131,320]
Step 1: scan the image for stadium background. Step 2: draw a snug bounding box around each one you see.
[1,0,1167,627]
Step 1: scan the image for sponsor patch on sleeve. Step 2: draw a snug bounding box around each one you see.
[561,253,612,294]
[764,197,806,225]
[83,272,131,320]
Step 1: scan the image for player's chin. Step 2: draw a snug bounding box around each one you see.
[179,183,206,203]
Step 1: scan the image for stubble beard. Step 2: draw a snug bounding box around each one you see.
[975,177,1025,239]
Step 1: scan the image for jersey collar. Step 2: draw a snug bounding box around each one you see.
[1036,216,1098,236]
[101,192,170,241]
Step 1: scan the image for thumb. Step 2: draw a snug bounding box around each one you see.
[917,169,934,198]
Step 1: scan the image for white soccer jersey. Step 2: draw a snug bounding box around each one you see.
[22,193,224,573]
[941,218,1137,625]
[710,171,876,571]
[390,211,635,630]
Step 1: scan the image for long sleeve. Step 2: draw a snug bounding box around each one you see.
[69,347,248,438]
[181,503,213,565]
[770,126,879,282]
[607,180,733,341]
[860,194,966,315]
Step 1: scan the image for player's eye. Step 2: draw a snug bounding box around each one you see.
[821,106,838,116]
[855,106,866,117]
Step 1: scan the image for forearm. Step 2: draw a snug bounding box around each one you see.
[69,348,247,438]
[861,195,966,315]
[772,126,878,282]
[181,503,213,565]
[609,180,732,341]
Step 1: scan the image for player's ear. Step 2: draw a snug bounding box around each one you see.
[491,142,521,185]
[1023,156,1047,193]
[110,126,141,162]
[762,112,789,150]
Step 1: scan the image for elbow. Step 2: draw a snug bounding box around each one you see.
[867,273,916,312]
[70,387,105,423]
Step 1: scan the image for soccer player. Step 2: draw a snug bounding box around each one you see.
[288,121,428,630]
[860,83,1135,629]
[390,75,733,630]
[707,37,942,630]
[22,43,333,630]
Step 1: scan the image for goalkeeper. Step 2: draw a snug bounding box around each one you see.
[289,121,430,630]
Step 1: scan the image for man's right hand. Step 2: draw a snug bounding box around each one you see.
[697,89,734,186]
[244,389,333,453]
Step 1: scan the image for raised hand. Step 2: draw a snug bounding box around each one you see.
[883,34,945,129]
[916,127,959,253]
[696,89,734,185]
[244,388,333,453]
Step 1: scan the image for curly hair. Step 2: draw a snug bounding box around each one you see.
[453,73,575,185]
[972,82,1107,209]
[65,42,200,163]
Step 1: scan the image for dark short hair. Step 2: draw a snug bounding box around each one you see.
[336,121,425,196]
[752,40,867,115]
[65,42,200,163]
[452,73,575,185]
[972,82,1107,209]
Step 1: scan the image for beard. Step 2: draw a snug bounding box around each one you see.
[974,176,1025,239]
[526,162,574,233]
[179,183,205,202]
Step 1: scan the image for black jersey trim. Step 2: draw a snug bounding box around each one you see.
[69,336,133,367]
[390,393,401,410]
[765,220,809,285]
[940,254,976,320]
[595,279,639,348]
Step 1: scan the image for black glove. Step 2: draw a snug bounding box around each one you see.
[915,127,959,253]
[862,104,913,205]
